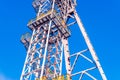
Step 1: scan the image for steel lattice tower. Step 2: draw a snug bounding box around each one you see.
[20,0,107,80]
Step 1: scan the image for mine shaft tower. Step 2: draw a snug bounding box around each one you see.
[20,0,107,80]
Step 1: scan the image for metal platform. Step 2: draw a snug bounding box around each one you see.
[21,33,31,49]
[27,10,70,38]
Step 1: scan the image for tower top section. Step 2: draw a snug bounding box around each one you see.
[27,0,75,38]
[32,0,76,18]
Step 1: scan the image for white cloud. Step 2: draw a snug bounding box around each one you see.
[0,73,14,80]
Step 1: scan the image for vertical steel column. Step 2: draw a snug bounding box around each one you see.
[59,44,63,75]
[62,38,71,80]
[35,27,46,78]
[20,29,36,80]
[40,0,56,78]
[40,21,52,78]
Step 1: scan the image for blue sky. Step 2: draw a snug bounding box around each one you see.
[0,0,120,80]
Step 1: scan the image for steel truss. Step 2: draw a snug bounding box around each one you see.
[20,0,107,80]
